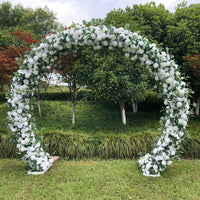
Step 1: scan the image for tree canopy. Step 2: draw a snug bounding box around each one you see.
[0,1,58,48]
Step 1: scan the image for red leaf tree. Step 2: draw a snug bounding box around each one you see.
[0,31,40,91]
[52,52,79,124]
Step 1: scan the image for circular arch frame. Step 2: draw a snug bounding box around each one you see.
[7,25,190,176]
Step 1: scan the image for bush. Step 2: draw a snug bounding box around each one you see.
[40,88,95,101]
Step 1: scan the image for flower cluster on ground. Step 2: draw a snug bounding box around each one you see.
[7,24,190,175]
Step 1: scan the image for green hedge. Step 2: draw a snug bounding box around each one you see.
[41,89,95,101]
[1,131,200,159]
[1,88,162,103]
[0,89,95,102]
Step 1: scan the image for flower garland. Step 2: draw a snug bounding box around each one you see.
[7,24,190,175]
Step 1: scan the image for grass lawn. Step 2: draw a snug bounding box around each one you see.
[0,159,200,200]
[1,100,200,136]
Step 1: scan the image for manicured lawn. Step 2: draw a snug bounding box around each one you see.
[0,159,200,200]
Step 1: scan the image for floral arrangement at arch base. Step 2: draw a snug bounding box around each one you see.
[7,24,191,176]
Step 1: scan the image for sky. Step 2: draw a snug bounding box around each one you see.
[2,0,200,26]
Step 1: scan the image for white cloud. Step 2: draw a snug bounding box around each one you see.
[2,0,200,26]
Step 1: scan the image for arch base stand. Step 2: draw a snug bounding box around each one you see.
[27,156,59,175]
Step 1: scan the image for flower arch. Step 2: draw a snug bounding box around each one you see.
[7,25,190,176]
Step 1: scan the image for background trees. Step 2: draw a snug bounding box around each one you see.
[52,52,81,125]
[0,1,58,48]
[0,1,58,91]
[104,2,172,46]
[166,2,200,66]
[97,1,200,115]
[0,1,200,117]
[0,31,40,92]
[73,48,149,124]
[185,54,200,115]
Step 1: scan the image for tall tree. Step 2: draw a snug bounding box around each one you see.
[76,49,149,124]
[0,31,40,91]
[185,54,200,115]
[52,52,80,125]
[0,2,58,48]
[104,2,172,46]
[166,2,200,66]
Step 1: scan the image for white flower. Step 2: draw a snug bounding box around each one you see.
[177,102,182,107]
[21,146,26,152]
[23,79,29,85]
[125,39,130,45]
[91,34,96,39]
[146,60,151,66]
[35,143,40,149]
[33,56,39,61]
[138,41,144,46]
[162,160,166,166]
[125,53,130,58]
[153,165,158,172]
[42,165,48,171]
[178,131,184,137]
[112,40,118,47]
[31,155,36,160]
[138,49,144,54]
[103,41,108,46]
[25,73,31,79]
[178,119,187,126]
[17,109,22,114]
[166,78,172,84]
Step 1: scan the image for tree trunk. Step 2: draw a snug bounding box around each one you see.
[196,96,200,116]
[37,100,42,117]
[72,101,75,125]
[120,102,126,125]
[132,99,138,113]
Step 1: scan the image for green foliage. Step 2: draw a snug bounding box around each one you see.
[101,1,200,105]
[104,2,172,45]
[75,48,149,109]
[165,2,200,103]
[40,88,95,101]
[0,1,58,48]
[166,2,200,66]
